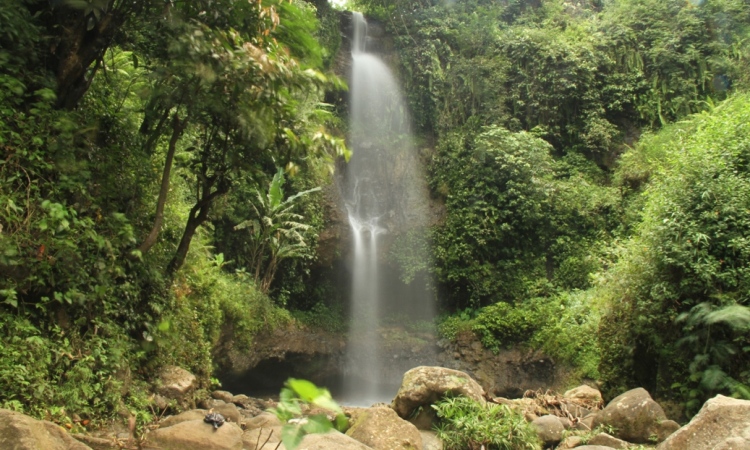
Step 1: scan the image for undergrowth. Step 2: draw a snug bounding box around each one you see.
[433,396,541,450]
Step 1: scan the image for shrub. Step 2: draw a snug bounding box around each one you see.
[531,290,601,379]
[432,396,541,450]
[472,301,544,353]
[291,302,346,333]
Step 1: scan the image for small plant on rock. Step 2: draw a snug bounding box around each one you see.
[432,396,542,450]
[270,378,347,450]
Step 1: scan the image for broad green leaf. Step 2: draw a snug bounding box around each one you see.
[281,425,305,450]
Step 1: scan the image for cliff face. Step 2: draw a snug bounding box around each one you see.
[316,11,444,271]
[218,323,569,400]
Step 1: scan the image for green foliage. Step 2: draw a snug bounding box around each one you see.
[156,244,290,378]
[598,93,750,408]
[0,314,146,427]
[531,290,602,379]
[234,168,322,293]
[675,302,750,410]
[291,302,346,333]
[271,378,347,450]
[431,127,555,305]
[436,309,475,341]
[431,126,617,307]
[0,0,345,425]
[432,396,542,450]
[471,302,539,353]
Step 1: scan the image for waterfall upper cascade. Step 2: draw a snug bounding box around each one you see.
[340,12,437,405]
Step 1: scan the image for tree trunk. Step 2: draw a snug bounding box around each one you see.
[166,183,229,275]
[136,113,187,255]
[47,5,124,109]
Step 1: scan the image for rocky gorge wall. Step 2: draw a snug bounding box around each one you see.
[219,324,571,401]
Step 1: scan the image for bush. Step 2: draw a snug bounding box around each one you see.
[598,93,750,409]
[433,396,541,450]
[471,302,539,353]
[0,314,144,428]
[531,290,601,379]
[291,302,346,333]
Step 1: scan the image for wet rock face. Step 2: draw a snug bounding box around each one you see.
[436,331,564,398]
[219,324,346,388]
[220,325,566,402]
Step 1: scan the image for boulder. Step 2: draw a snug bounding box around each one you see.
[655,419,680,442]
[297,430,375,450]
[0,409,92,450]
[71,435,120,450]
[199,398,227,410]
[155,366,197,402]
[159,409,206,428]
[557,435,584,449]
[391,366,485,425]
[564,385,604,406]
[144,419,243,450]
[420,430,443,450]
[152,394,170,411]
[159,405,241,429]
[214,403,242,425]
[577,415,594,431]
[243,428,374,450]
[573,447,621,450]
[530,415,565,447]
[588,432,629,449]
[212,390,235,403]
[592,387,669,443]
[245,412,283,430]
[346,406,422,450]
[658,395,750,450]
[243,426,283,450]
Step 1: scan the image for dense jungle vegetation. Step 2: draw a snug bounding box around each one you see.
[374,0,750,417]
[1,0,749,432]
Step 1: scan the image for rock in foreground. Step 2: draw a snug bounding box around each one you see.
[658,395,750,450]
[592,387,672,444]
[391,366,485,424]
[143,419,243,450]
[346,406,422,450]
[0,409,92,450]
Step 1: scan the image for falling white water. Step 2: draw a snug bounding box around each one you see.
[340,12,436,405]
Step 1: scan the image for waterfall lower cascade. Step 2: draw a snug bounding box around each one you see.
[340,12,436,405]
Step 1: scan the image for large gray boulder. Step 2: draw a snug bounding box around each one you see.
[346,406,422,450]
[159,405,242,429]
[564,385,604,406]
[420,430,443,450]
[245,412,283,430]
[574,447,622,450]
[0,409,92,450]
[243,427,374,450]
[143,419,243,450]
[391,366,485,425]
[588,432,629,449]
[530,415,565,447]
[592,387,671,443]
[658,395,750,450]
[154,365,197,403]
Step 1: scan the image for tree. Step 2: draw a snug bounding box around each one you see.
[235,168,321,293]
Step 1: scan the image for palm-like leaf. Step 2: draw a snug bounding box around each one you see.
[234,168,321,292]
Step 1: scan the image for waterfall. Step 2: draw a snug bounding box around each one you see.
[340,12,436,405]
